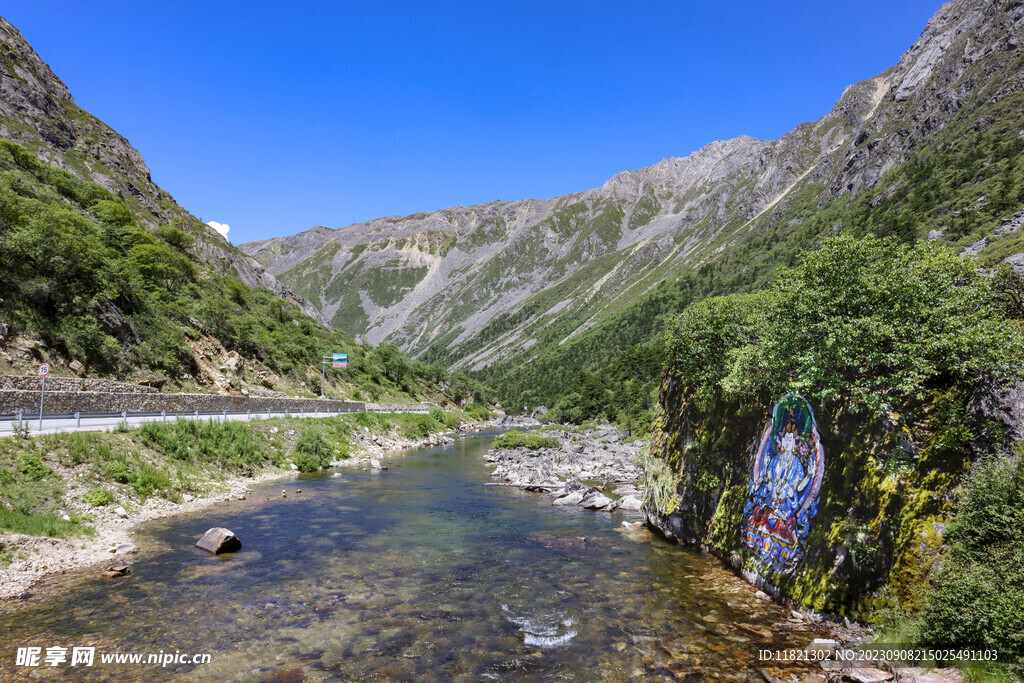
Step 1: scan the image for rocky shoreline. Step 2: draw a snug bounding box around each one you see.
[484,424,646,512]
[0,420,490,603]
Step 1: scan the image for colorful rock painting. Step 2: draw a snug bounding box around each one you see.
[743,394,825,570]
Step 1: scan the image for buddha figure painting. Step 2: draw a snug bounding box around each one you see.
[743,394,825,570]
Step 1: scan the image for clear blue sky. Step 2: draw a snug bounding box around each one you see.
[5,1,942,244]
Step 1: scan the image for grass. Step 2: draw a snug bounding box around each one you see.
[0,409,483,539]
[491,430,559,451]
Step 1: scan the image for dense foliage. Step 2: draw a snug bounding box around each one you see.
[665,235,1024,415]
[920,454,1024,655]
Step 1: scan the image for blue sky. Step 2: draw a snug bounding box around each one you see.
[6,1,941,244]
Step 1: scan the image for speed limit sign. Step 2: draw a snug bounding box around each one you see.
[37,363,50,377]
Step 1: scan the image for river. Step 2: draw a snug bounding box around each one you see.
[0,430,822,681]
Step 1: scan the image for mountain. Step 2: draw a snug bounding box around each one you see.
[243,0,1024,408]
[0,16,464,405]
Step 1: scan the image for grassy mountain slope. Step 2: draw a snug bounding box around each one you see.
[0,16,463,405]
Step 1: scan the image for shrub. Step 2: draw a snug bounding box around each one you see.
[920,455,1024,654]
[294,430,332,472]
[17,453,52,481]
[491,430,558,451]
[82,487,115,507]
[130,462,172,498]
[105,460,131,484]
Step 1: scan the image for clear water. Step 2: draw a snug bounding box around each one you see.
[0,432,821,681]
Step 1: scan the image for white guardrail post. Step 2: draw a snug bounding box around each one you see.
[75,412,81,428]
[162,410,166,423]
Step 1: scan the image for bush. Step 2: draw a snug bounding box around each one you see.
[82,487,115,507]
[294,430,332,472]
[491,430,558,451]
[465,403,494,422]
[130,461,172,498]
[17,453,52,481]
[920,455,1024,654]
[105,460,131,484]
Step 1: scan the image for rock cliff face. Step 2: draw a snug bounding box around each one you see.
[0,17,324,325]
[643,380,987,617]
[243,0,1024,379]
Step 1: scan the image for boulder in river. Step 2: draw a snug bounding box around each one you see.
[195,527,242,554]
[582,491,614,510]
[101,565,131,578]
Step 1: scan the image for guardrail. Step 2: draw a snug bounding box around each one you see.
[0,404,433,436]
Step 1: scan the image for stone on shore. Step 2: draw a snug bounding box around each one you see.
[114,506,129,519]
[195,527,242,554]
[617,495,643,511]
[843,668,893,683]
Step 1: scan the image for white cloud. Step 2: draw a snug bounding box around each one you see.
[206,220,230,241]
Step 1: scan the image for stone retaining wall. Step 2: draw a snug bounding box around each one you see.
[0,376,158,394]
[0,390,367,415]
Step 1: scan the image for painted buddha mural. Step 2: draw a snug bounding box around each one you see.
[744,394,825,570]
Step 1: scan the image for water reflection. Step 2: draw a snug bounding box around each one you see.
[0,433,821,681]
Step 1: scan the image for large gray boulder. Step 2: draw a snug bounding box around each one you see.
[617,495,643,511]
[195,527,241,554]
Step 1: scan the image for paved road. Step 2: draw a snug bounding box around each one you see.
[0,406,430,438]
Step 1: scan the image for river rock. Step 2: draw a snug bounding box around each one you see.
[843,668,893,683]
[582,491,614,509]
[114,506,128,519]
[370,459,385,470]
[114,543,139,555]
[617,495,642,511]
[101,565,131,578]
[552,489,586,506]
[195,527,242,554]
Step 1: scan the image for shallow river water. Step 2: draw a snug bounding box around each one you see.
[0,431,822,681]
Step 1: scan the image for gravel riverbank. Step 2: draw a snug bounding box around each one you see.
[485,424,646,511]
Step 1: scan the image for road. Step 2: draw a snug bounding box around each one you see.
[0,406,431,438]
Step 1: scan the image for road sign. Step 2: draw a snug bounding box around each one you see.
[332,353,348,369]
[37,364,49,377]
